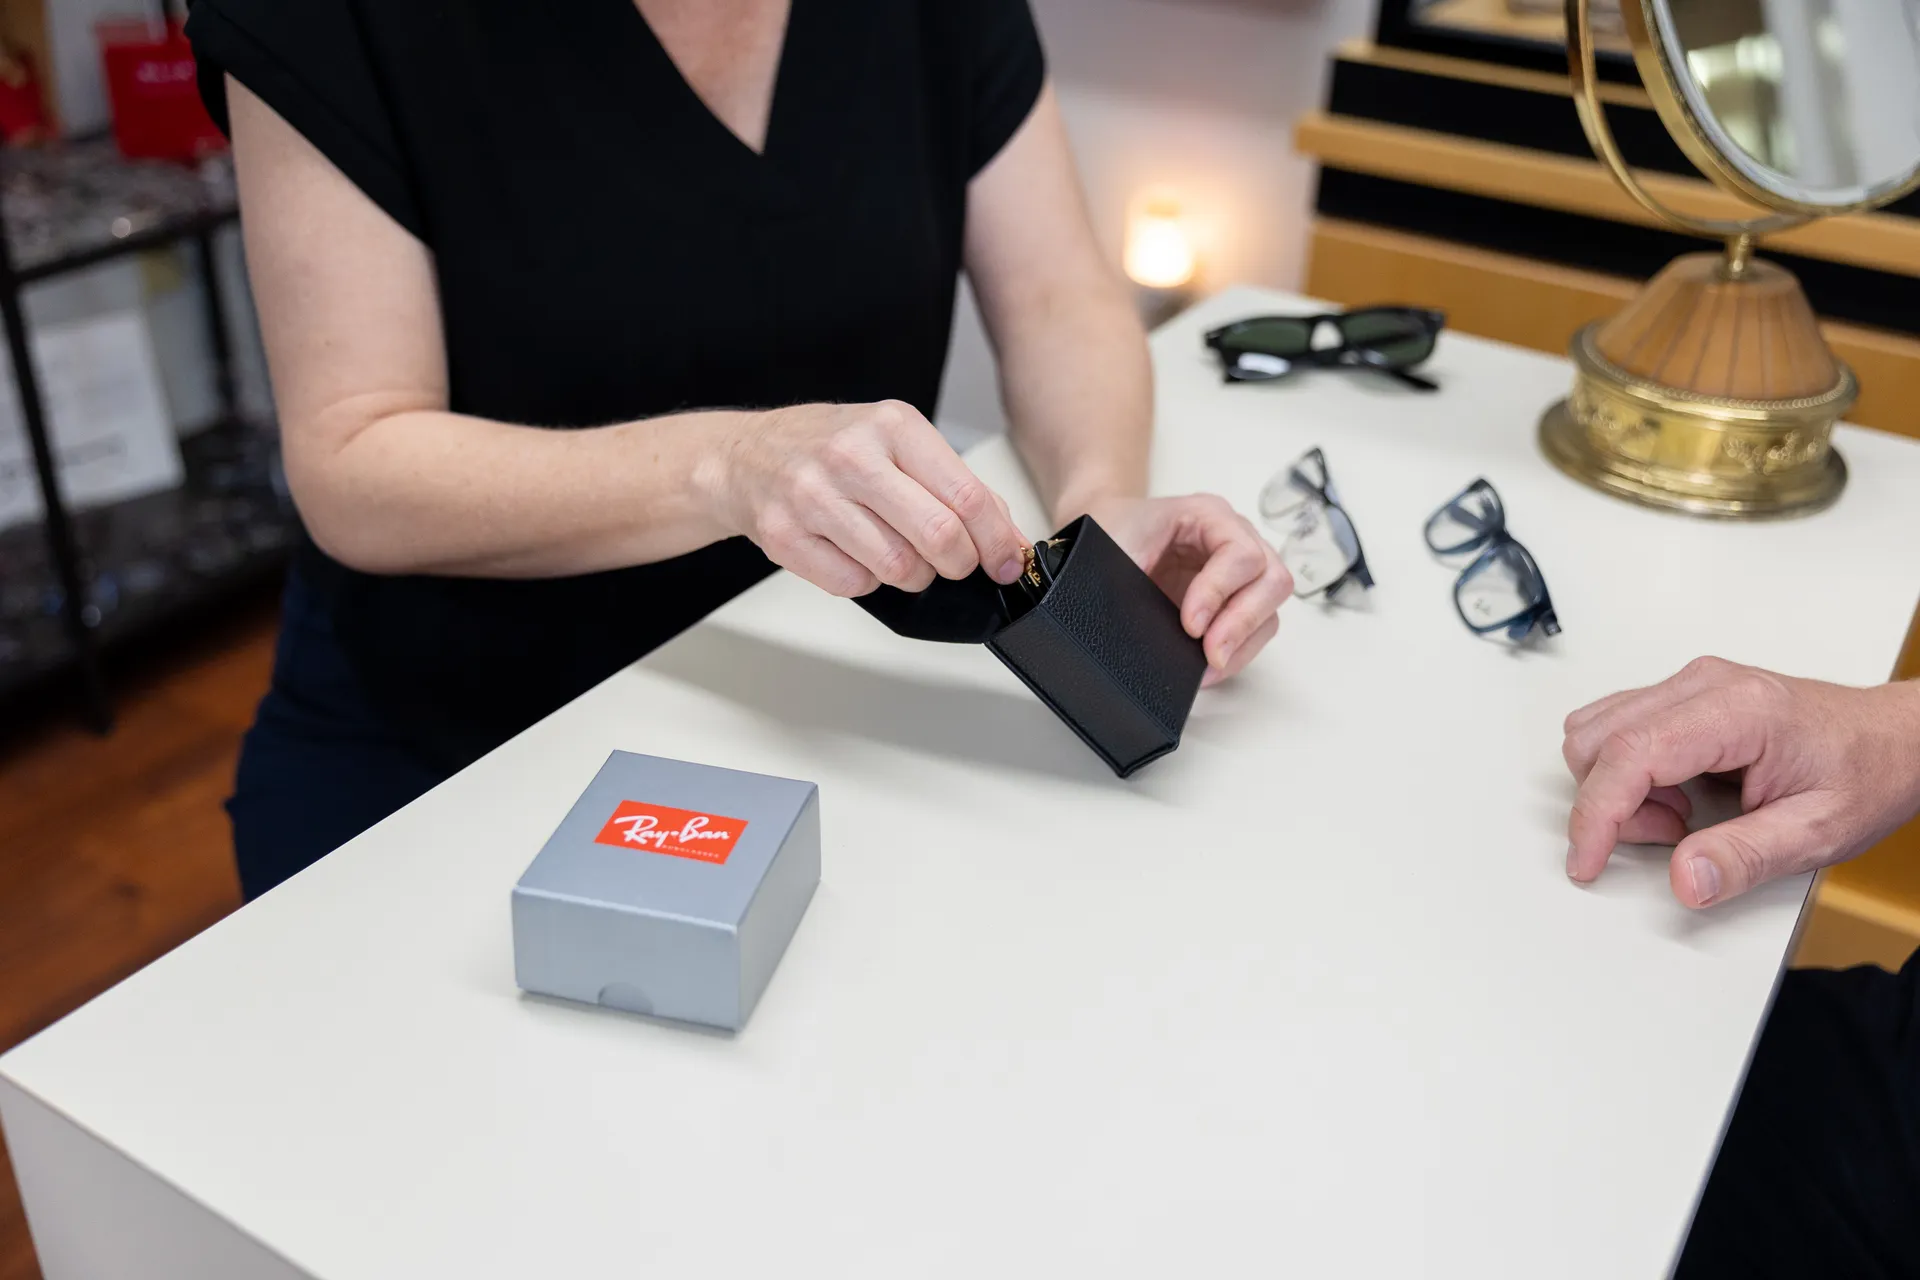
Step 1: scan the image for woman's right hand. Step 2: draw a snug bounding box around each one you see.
[700,400,1030,597]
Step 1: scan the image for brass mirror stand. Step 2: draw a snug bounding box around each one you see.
[1537,0,1859,518]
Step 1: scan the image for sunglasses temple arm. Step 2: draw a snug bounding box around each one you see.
[1386,366,1440,392]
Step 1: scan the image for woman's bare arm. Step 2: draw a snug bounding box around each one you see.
[230,78,1023,589]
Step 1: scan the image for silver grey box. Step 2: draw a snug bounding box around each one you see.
[512,751,820,1031]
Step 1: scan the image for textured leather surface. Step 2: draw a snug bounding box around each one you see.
[855,516,1207,777]
[989,516,1206,777]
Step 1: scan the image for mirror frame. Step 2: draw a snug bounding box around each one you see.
[1622,0,1920,217]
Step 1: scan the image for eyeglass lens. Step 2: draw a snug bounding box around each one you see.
[1281,501,1364,596]
[1457,541,1547,632]
[1258,450,1331,520]
[1260,449,1364,597]
[1424,480,1506,555]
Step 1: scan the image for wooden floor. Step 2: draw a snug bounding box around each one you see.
[0,600,278,1280]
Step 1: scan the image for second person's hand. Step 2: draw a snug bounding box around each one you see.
[701,400,1029,598]
[1563,658,1920,907]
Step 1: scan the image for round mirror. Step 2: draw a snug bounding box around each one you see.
[1634,0,1920,213]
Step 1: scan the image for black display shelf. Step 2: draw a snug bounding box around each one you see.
[0,135,260,731]
[2,134,238,282]
[0,419,293,709]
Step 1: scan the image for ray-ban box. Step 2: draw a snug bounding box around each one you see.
[512,752,820,1031]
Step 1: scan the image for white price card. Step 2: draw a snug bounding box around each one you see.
[0,310,183,533]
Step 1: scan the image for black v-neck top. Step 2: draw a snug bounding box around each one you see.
[186,0,1044,769]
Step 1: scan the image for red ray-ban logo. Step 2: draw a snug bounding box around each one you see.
[594,800,747,865]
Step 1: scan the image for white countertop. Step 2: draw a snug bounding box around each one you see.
[9,286,1920,1278]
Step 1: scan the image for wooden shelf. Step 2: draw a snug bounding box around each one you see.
[1304,217,1920,438]
[1295,111,1920,279]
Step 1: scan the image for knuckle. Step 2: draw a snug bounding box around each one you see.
[785,465,836,510]
[1683,655,1730,680]
[946,477,992,523]
[822,429,875,472]
[1719,831,1770,891]
[871,400,912,432]
[754,510,801,554]
[1741,669,1789,708]
[1598,727,1650,769]
[830,566,879,598]
[1271,558,1295,600]
[919,508,967,556]
[877,544,919,583]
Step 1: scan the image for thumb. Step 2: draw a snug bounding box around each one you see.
[1668,793,1833,908]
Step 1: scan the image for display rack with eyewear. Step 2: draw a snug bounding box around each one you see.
[0,132,293,733]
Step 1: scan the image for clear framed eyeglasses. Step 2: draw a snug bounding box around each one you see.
[1423,479,1561,642]
[1259,447,1375,599]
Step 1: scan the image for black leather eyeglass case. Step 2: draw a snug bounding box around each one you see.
[855,515,1208,778]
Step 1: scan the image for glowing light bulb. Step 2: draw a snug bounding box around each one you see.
[1124,191,1197,290]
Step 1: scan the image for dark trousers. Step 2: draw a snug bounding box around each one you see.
[227,571,446,901]
[1677,950,1920,1278]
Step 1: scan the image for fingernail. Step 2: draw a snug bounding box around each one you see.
[995,557,1022,583]
[1193,607,1214,633]
[1688,857,1721,905]
[1566,844,1580,879]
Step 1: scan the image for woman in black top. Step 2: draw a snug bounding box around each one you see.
[187,0,1293,899]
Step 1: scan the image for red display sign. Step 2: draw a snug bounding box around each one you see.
[97,19,226,161]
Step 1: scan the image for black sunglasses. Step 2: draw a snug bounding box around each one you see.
[1258,447,1374,599]
[1205,307,1445,392]
[1423,479,1561,642]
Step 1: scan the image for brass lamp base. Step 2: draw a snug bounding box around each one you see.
[1538,253,1856,520]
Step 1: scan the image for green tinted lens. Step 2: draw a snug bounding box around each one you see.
[1340,312,1434,367]
[1220,317,1313,357]
[1370,333,1436,367]
[1339,310,1423,343]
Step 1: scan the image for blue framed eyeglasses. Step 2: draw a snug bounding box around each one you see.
[1259,447,1374,599]
[1424,479,1561,641]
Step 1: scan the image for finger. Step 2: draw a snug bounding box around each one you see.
[1669,792,1836,908]
[1563,684,1656,737]
[775,533,881,598]
[1173,508,1270,640]
[844,464,981,581]
[884,406,1026,583]
[1202,614,1278,687]
[1563,658,1743,779]
[1565,690,1764,882]
[809,499,937,592]
[1649,784,1694,823]
[1204,553,1290,675]
[1565,683,1696,779]
[1615,798,1690,847]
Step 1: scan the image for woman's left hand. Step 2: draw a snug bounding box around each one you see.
[1085,495,1292,687]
